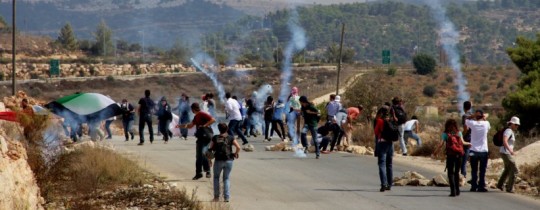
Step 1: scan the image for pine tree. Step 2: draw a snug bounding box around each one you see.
[93,20,114,56]
[57,23,78,51]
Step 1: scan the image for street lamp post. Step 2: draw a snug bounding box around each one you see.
[12,0,16,96]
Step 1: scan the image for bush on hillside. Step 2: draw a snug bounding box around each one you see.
[423,85,437,97]
[413,53,437,75]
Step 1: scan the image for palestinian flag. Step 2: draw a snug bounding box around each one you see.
[45,93,122,123]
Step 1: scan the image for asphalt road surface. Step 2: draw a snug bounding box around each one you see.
[109,134,540,210]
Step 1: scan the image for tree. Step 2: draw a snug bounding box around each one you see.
[325,43,356,63]
[93,20,114,56]
[57,23,78,51]
[503,33,540,132]
[413,53,437,75]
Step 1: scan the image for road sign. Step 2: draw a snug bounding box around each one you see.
[50,59,60,77]
[382,50,391,64]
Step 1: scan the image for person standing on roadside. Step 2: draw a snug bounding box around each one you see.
[263,96,275,141]
[299,96,321,159]
[433,119,471,197]
[208,123,241,203]
[374,106,394,192]
[391,97,408,156]
[461,101,473,178]
[177,94,190,140]
[207,93,219,134]
[120,99,135,141]
[225,93,248,145]
[138,89,155,145]
[287,87,302,144]
[157,97,173,143]
[244,98,257,137]
[465,110,491,192]
[178,103,216,180]
[497,116,520,193]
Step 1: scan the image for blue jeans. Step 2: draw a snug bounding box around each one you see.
[377,141,394,187]
[461,147,470,177]
[469,151,488,190]
[397,124,407,154]
[213,160,234,200]
[403,131,422,147]
[105,120,113,138]
[287,111,299,145]
[301,124,320,156]
[122,119,134,140]
[228,120,248,144]
[196,142,210,175]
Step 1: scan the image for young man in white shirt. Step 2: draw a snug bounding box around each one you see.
[497,116,520,193]
[403,115,422,148]
[465,110,491,192]
[225,92,248,145]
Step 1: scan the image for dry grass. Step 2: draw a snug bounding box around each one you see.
[520,163,540,196]
[411,139,440,157]
[351,124,375,149]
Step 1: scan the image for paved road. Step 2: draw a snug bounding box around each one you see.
[109,134,540,210]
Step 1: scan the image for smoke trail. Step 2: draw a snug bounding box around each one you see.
[279,9,307,101]
[423,0,470,113]
[190,55,226,104]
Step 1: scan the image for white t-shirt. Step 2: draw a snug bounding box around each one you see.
[465,119,491,152]
[225,98,242,121]
[500,128,515,154]
[403,120,418,131]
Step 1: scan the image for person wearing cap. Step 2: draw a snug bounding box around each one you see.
[120,99,135,141]
[157,97,173,143]
[299,96,322,159]
[465,109,491,192]
[497,116,520,193]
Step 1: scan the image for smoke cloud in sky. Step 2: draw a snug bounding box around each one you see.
[279,9,307,101]
[423,0,470,113]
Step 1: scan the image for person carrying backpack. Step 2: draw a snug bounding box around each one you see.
[207,123,241,203]
[433,119,471,197]
[496,116,520,193]
[374,106,395,192]
[391,97,408,156]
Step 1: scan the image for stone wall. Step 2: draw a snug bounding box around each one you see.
[0,63,197,80]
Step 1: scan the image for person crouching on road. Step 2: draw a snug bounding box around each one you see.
[177,103,216,180]
[433,119,471,197]
[497,116,520,193]
[207,123,241,202]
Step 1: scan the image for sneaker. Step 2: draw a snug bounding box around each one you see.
[449,193,456,197]
[402,153,408,156]
[316,155,320,159]
[137,143,144,146]
[385,186,391,191]
[304,147,308,154]
[131,133,134,140]
[192,174,203,180]
[242,142,249,145]
[206,172,211,178]
[470,188,477,192]
[506,189,514,193]
[212,197,219,202]
[224,199,229,202]
[321,151,330,154]
[496,185,504,191]
[380,186,386,192]
[125,139,129,142]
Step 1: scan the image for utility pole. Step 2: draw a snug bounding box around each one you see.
[336,22,345,96]
[12,0,16,96]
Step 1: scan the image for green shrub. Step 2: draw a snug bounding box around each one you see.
[480,84,490,92]
[413,53,437,75]
[106,75,115,82]
[445,75,453,83]
[423,85,437,97]
[387,66,397,76]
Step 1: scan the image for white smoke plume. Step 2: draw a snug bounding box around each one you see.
[279,9,307,101]
[423,0,470,113]
[190,54,226,104]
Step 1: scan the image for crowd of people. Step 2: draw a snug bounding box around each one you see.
[58,87,523,202]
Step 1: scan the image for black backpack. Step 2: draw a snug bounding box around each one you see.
[213,135,234,160]
[393,106,408,125]
[195,127,214,144]
[492,127,509,147]
[382,120,400,142]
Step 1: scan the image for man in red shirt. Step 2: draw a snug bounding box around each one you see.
[341,105,363,147]
[178,103,216,180]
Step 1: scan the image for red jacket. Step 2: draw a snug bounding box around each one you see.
[374,118,385,139]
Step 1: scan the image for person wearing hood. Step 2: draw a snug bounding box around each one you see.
[287,87,302,145]
[176,94,191,140]
[157,97,173,143]
[272,99,287,141]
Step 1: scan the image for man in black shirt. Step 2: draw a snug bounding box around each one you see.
[138,89,155,145]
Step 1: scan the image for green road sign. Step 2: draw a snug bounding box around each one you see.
[50,59,60,76]
[382,50,391,64]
